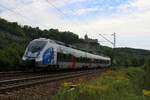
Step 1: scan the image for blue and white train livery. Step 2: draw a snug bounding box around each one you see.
[22,38,111,70]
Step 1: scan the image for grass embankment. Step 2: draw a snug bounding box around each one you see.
[51,67,150,100]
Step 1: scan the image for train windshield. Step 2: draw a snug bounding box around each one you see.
[27,41,47,53]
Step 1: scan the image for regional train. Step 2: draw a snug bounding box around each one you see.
[22,38,111,70]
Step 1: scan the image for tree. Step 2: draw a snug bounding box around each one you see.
[143,58,150,89]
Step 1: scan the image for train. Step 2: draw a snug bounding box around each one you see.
[22,38,111,70]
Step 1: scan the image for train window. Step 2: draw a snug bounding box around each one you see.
[76,57,86,63]
[27,41,47,53]
[65,54,72,62]
[57,52,62,61]
[57,53,73,62]
[92,59,109,64]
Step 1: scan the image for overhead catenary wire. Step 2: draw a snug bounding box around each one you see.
[99,33,116,48]
[1,1,87,35]
[46,0,116,48]
[0,4,33,22]
[61,0,90,29]
[62,0,89,34]
[0,4,47,28]
[46,0,67,17]
[46,0,88,33]
[0,4,36,21]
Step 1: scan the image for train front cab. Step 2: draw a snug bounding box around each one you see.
[22,39,49,70]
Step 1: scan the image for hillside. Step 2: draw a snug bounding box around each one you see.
[114,48,150,66]
[0,18,150,71]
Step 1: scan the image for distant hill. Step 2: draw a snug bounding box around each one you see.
[113,47,150,66]
[0,18,150,71]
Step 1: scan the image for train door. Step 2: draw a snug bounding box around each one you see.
[53,48,57,65]
[71,55,76,69]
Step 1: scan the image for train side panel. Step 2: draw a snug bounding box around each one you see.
[22,38,111,70]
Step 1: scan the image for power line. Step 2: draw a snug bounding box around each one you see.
[99,33,116,48]
[0,4,48,28]
[62,0,89,32]
[46,0,88,32]
[0,4,35,23]
[99,34,113,44]
[46,0,68,18]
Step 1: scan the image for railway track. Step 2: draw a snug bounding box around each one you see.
[0,71,39,78]
[0,71,47,81]
[0,71,23,77]
[0,70,69,80]
[0,69,103,93]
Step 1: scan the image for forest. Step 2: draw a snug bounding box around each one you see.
[0,17,150,71]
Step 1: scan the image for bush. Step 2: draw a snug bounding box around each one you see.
[143,58,150,90]
[0,43,23,71]
[51,69,148,100]
[125,67,145,95]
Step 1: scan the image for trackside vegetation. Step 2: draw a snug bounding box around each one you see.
[51,67,150,100]
[143,58,150,90]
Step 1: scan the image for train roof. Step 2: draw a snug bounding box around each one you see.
[33,38,110,60]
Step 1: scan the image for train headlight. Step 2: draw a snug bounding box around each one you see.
[22,56,26,60]
[36,57,42,62]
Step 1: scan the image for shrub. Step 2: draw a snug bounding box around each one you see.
[143,58,150,90]
[51,69,147,100]
[0,43,23,71]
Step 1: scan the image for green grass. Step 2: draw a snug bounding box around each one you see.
[51,67,150,100]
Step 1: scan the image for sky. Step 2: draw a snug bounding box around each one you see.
[0,0,150,50]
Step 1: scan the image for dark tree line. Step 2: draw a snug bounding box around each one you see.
[0,17,150,71]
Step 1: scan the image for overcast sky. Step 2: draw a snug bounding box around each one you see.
[0,0,150,50]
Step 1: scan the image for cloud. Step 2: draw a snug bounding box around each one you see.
[131,0,150,9]
[47,0,87,8]
[63,0,150,49]
[0,0,66,29]
[65,0,150,35]
[0,0,150,49]
[73,7,99,16]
